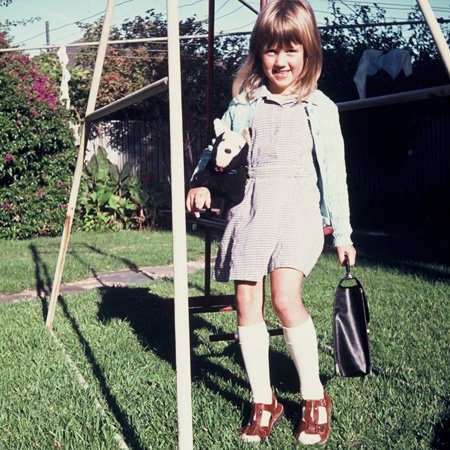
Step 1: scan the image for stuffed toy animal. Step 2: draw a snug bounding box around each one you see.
[190,118,250,206]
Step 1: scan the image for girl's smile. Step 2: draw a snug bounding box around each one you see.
[261,43,304,95]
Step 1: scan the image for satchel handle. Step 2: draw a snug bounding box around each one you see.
[338,256,370,325]
[343,255,353,279]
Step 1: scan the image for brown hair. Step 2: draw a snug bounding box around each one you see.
[232,0,322,99]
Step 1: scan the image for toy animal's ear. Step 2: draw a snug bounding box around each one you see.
[213,118,228,137]
[242,128,251,146]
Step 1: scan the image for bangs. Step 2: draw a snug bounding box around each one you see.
[264,26,303,52]
[253,13,303,53]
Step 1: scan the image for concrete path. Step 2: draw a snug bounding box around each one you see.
[0,259,206,307]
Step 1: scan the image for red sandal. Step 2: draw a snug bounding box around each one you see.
[238,394,284,442]
[294,393,332,445]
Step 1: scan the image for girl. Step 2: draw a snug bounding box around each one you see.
[186,0,356,445]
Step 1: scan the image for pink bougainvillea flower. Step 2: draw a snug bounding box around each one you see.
[29,108,40,119]
[2,202,11,212]
[36,187,46,199]
[5,153,14,162]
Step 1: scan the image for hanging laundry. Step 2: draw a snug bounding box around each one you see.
[353,49,413,99]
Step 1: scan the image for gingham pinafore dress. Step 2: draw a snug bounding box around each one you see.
[214,91,324,282]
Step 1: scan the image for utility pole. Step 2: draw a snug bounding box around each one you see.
[45,21,50,47]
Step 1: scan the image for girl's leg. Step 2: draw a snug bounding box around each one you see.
[270,268,323,398]
[270,268,330,445]
[236,279,271,405]
[235,279,265,327]
[236,280,283,442]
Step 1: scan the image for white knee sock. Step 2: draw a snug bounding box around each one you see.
[238,321,273,404]
[283,316,324,400]
[238,321,273,439]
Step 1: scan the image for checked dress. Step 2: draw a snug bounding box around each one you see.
[215,89,325,282]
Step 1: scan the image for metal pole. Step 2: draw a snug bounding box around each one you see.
[45,21,50,46]
[206,0,215,141]
[167,1,194,449]
[86,77,168,123]
[416,0,450,77]
[337,84,450,112]
[237,0,258,14]
[46,0,116,329]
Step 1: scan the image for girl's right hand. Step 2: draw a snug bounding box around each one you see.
[336,244,357,267]
[186,187,211,218]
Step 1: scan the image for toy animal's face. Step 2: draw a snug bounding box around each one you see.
[213,131,248,171]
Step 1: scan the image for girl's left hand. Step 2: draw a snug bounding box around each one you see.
[336,245,356,267]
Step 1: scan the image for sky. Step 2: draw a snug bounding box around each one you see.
[2,0,449,54]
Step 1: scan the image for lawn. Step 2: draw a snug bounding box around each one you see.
[0,229,206,295]
[0,226,449,449]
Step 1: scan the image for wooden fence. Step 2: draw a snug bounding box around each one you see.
[88,117,207,185]
[341,96,449,223]
[89,96,449,224]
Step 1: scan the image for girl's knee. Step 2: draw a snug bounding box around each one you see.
[272,294,300,314]
[236,293,258,311]
[235,280,265,324]
[272,293,308,326]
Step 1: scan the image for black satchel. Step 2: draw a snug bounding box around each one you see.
[332,257,372,377]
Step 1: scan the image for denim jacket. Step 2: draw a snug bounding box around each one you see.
[193,89,353,247]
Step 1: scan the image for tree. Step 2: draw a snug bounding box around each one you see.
[404,7,450,90]
[70,9,246,119]
[69,9,247,176]
[319,1,450,102]
[33,51,91,116]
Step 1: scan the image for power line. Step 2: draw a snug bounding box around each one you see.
[216,0,233,14]
[337,0,359,15]
[339,0,449,12]
[8,0,449,50]
[15,0,229,47]
[216,5,246,21]
[2,16,449,55]
[18,0,134,44]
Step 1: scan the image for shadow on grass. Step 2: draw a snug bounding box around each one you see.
[29,243,52,320]
[27,241,311,440]
[69,243,154,283]
[59,294,147,450]
[95,285,316,429]
[96,286,250,403]
[28,223,449,445]
[432,398,450,450]
[348,222,450,281]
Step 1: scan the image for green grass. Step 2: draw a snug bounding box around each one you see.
[0,229,206,295]
[0,227,449,449]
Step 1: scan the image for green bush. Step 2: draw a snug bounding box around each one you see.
[76,147,170,231]
[0,35,76,239]
[33,51,91,117]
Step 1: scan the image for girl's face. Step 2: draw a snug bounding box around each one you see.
[261,43,304,95]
